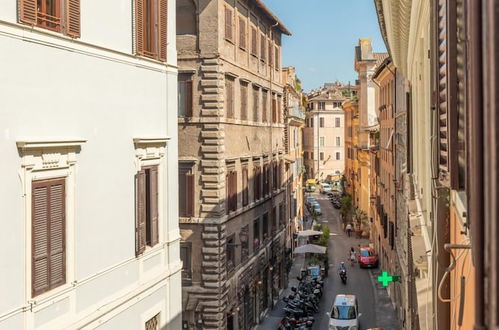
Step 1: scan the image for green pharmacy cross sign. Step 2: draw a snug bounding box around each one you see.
[377,271,400,287]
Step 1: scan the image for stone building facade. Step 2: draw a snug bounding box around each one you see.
[304,84,347,183]
[176,0,291,328]
[343,99,359,202]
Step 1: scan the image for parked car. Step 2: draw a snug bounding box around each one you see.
[306,196,317,208]
[312,203,322,215]
[327,294,361,330]
[305,185,316,192]
[319,183,333,194]
[358,247,379,268]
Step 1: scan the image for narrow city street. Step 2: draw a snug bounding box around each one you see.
[259,191,400,330]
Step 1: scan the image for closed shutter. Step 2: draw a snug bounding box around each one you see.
[32,179,66,297]
[66,0,80,38]
[159,0,167,61]
[226,78,234,118]
[251,27,257,55]
[253,87,259,122]
[260,34,266,61]
[268,40,273,66]
[239,17,246,49]
[135,170,146,255]
[225,7,232,40]
[185,80,193,117]
[435,0,458,187]
[135,0,145,56]
[275,47,279,68]
[149,167,159,246]
[186,173,195,217]
[241,84,248,120]
[242,167,248,206]
[19,0,37,25]
[262,91,268,122]
[272,98,277,123]
[232,171,237,211]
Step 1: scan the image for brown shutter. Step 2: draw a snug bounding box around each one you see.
[225,7,232,40]
[242,167,248,206]
[158,0,167,62]
[272,98,277,123]
[261,34,266,61]
[251,27,257,55]
[32,179,66,297]
[239,17,246,49]
[19,0,37,25]
[149,167,159,246]
[135,0,145,56]
[66,0,80,38]
[32,183,49,296]
[185,80,193,117]
[186,173,194,217]
[268,40,273,66]
[135,170,146,255]
[241,84,247,120]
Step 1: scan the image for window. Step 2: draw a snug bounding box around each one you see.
[335,152,341,160]
[253,165,261,201]
[262,90,268,123]
[145,313,160,330]
[310,118,314,127]
[277,96,282,123]
[178,74,193,117]
[319,117,324,127]
[241,82,248,120]
[135,166,159,255]
[179,166,195,217]
[304,151,308,159]
[279,203,285,227]
[226,234,236,272]
[275,46,280,68]
[271,207,277,234]
[239,16,246,49]
[260,34,266,61]
[180,243,192,285]
[263,163,270,196]
[253,218,260,251]
[336,137,341,146]
[318,102,325,110]
[268,40,273,66]
[224,6,233,41]
[251,26,258,55]
[226,169,237,213]
[242,167,249,206]
[253,87,259,122]
[335,117,341,127]
[262,213,269,241]
[272,97,277,123]
[225,77,235,118]
[19,0,80,38]
[319,137,325,147]
[240,225,249,262]
[31,178,66,297]
[135,0,168,61]
[309,102,314,110]
[320,152,324,161]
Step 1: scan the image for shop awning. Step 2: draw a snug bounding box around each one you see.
[297,230,323,237]
[294,244,327,254]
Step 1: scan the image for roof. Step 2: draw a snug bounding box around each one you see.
[373,52,389,68]
[334,294,357,306]
[254,0,292,36]
[372,56,393,80]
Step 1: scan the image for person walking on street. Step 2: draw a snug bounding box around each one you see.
[349,247,357,266]
[346,223,353,237]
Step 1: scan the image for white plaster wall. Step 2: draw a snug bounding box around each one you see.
[0,0,181,328]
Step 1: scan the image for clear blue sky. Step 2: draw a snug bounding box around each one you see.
[264,0,387,92]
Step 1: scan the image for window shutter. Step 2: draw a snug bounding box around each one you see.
[32,184,50,296]
[253,87,259,122]
[159,0,167,62]
[135,0,145,56]
[241,84,247,120]
[186,173,195,217]
[251,27,257,55]
[243,167,248,206]
[48,181,65,289]
[65,0,80,38]
[239,18,246,49]
[135,171,146,255]
[435,0,458,187]
[261,34,266,61]
[272,98,277,123]
[19,0,37,25]
[268,41,273,66]
[225,7,232,40]
[185,80,193,117]
[32,179,66,297]
[149,167,159,246]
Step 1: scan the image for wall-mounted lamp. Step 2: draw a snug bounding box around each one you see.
[257,280,263,285]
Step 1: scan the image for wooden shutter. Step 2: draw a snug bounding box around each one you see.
[275,46,279,68]
[135,0,145,56]
[186,173,195,217]
[225,7,232,40]
[272,98,277,123]
[149,167,159,246]
[158,0,167,61]
[241,84,247,120]
[435,0,458,187]
[65,0,80,38]
[232,171,237,211]
[32,179,66,297]
[135,170,146,255]
[239,17,246,49]
[242,167,248,206]
[253,87,259,122]
[19,0,37,25]
[226,78,234,118]
[268,41,273,66]
[262,91,268,122]
[185,80,193,117]
[251,27,257,55]
[261,34,266,61]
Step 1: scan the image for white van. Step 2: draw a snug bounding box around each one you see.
[320,183,333,194]
[327,294,361,329]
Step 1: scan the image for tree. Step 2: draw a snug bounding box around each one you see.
[340,194,353,224]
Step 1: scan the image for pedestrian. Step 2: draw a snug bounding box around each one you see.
[346,223,353,237]
[349,248,356,266]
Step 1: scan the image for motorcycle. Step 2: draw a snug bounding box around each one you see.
[339,269,347,284]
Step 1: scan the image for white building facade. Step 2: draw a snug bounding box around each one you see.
[0,1,181,329]
[304,88,346,182]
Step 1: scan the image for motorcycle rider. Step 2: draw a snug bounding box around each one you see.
[338,261,347,273]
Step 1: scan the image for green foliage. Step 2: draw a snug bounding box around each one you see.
[340,194,353,221]
[308,224,330,267]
